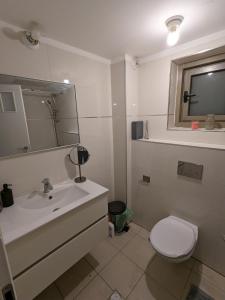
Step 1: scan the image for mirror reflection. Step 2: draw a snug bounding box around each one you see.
[69,145,90,166]
[0,74,80,158]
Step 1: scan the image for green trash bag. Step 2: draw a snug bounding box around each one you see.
[112,208,134,233]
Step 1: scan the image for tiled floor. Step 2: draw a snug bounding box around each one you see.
[35,223,225,300]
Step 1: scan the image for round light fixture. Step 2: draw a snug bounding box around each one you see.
[165,15,184,46]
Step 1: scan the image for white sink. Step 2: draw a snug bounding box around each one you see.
[19,184,89,210]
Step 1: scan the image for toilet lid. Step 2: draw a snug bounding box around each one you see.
[150,217,196,258]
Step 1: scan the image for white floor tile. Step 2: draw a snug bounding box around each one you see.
[127,274,176,300]
[108,230,136,250]
[100,252,143,298]
[137,227,149,241]
[76,275,112,300]
[85,239,118,272]
[128,222,142,234]
[122,234,156,270]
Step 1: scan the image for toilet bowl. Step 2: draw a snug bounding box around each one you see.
[149,216,198,263]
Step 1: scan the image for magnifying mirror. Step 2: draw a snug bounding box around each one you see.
[69,144,90,183]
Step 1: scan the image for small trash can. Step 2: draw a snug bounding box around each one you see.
[108,201,133,233]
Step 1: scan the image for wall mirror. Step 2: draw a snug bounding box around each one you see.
[0,74,80,158]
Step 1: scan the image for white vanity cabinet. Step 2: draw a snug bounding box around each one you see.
[1,181,109,300]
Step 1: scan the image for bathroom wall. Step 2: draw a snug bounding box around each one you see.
[131,32,225,276]
[0,22,114,200]
[132,140,225,276]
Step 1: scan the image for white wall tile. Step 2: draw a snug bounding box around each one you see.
[47,45,112,117]
[138,58,170,116]
[79,117,114,200]
[0,148,75,197]
[111,61,127,202]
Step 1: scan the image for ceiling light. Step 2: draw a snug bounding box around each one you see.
[63,79,70,84]
[165,15,184,46]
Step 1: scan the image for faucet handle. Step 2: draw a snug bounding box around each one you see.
[42,178,50,184]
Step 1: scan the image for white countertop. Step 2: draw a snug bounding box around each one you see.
[139,138,225,151]
[0,179,108,245]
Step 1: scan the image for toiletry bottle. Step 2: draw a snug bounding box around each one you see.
[144,120,150,139]
[205,114,215,130]
[1,184,14,207]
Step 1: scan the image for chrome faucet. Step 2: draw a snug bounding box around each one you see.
[42,178,53,193]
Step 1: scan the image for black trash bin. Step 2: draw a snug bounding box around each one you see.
[108,201,127,233]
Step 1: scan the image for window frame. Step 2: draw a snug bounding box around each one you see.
[174,52,225,128]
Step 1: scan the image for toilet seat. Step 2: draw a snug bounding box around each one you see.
[150,216,196,259]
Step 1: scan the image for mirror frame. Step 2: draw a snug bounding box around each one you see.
[68,144,90,166]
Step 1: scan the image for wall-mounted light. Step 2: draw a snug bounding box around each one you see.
[22,29,41,50]
[165,15,184,46]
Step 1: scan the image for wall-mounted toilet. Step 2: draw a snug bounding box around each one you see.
[149,216,198,263]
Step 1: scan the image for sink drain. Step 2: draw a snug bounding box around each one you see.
[52,207,60,212]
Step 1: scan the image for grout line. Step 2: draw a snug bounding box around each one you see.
[97,272,114,293]
[91,232,140,298]
[84,244,119,275]
[79,115,112,119]
[124,273,145,299]
[134,114,172,117]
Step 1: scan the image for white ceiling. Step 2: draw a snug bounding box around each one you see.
[0,0,225,59]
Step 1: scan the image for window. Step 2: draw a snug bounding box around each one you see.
[171,51,225,128]
[0,91,16,112]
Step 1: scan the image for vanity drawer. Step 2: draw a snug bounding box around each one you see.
[14,216,108,300]
[7,195,108,277]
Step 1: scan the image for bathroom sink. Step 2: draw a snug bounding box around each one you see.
[0,179,108,245]
[19,184,89,210]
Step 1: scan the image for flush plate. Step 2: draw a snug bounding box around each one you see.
[177,161,203,180]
